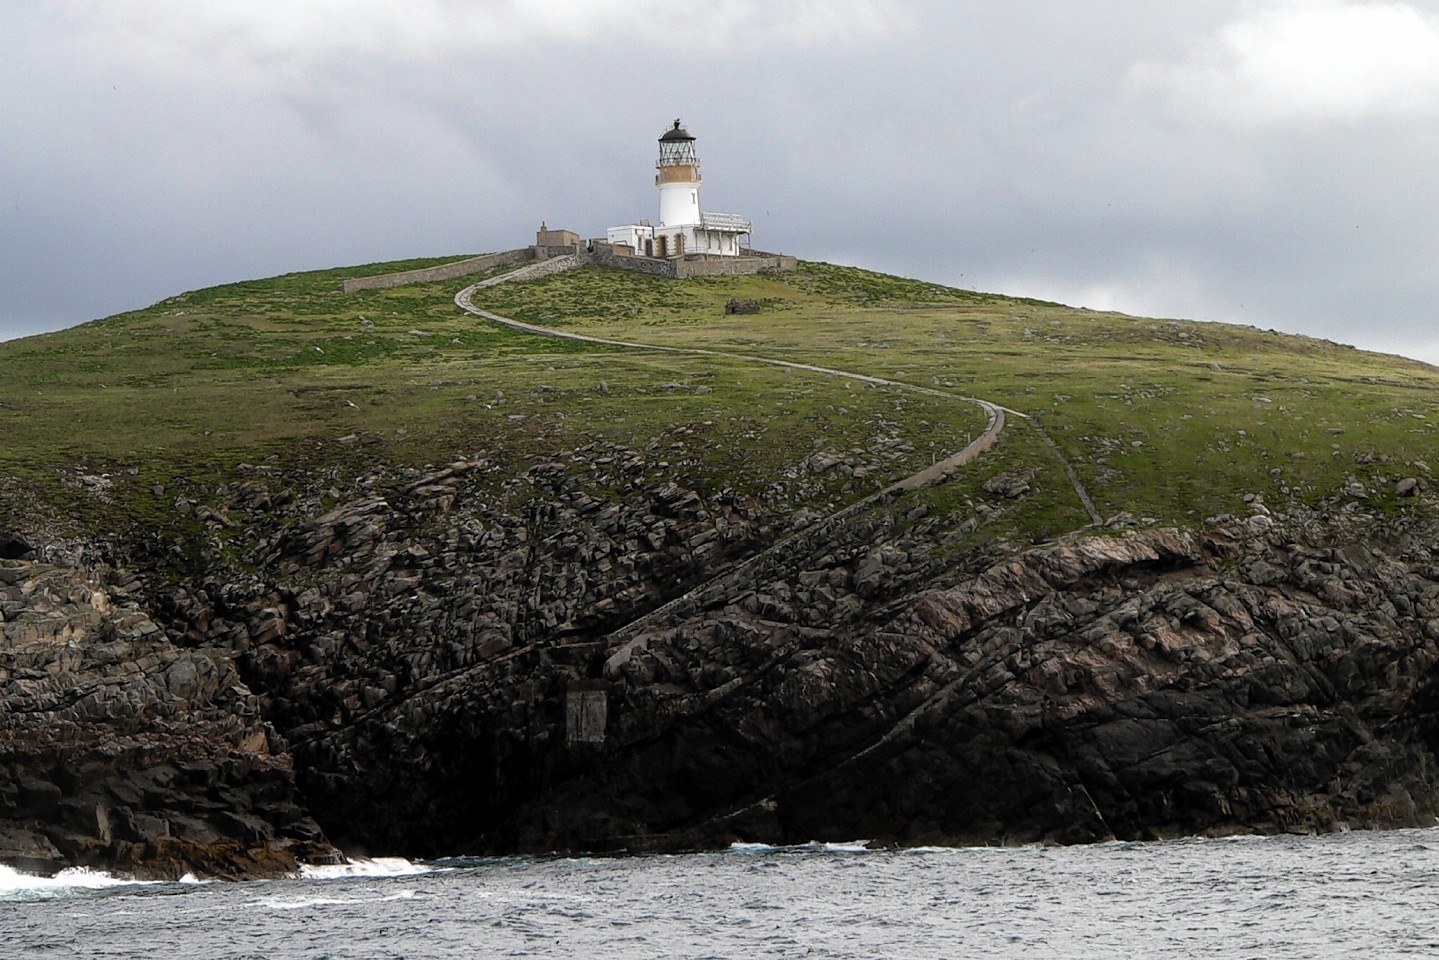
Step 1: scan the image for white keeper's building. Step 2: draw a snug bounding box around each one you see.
[607,120,752,259]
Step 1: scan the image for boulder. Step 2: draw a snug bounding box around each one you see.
[0,531,33,560]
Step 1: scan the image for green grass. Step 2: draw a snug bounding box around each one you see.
[2,254,1435,550]
[468,261,1439,527]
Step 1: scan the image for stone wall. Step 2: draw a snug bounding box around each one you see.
[532,244,584,259]
[498,253,589,284]
[341,249,536,294]
[676,254,798,278]
[344,242,797,293]
[589,243,679,278]
[589,242,797,280]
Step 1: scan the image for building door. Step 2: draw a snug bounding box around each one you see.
[656,235,668,258]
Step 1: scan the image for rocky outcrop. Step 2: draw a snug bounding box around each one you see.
[168,451,772,857]
[0,560,338,878]
[4,439,1439,875]
[140,445,1439,860]
[446,517,1439,851]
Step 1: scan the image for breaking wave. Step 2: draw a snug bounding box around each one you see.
[0,864,158,902]
[299,856,432,880]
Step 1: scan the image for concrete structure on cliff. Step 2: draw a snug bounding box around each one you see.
[605,119,752,259]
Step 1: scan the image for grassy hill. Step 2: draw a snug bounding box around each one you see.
[2,256,1435,549]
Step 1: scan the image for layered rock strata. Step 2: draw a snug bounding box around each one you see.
[151,453,1439,859]
[0,560,338,878]
[4,447,1439,876]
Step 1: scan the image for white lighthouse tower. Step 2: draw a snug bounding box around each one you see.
[607,119,751,259]
[656,119,701,235]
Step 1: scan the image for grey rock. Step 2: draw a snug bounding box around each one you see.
[8,436,1439,875]
[0,560,338,879]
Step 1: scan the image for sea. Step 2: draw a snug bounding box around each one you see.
[3,828,1438,959]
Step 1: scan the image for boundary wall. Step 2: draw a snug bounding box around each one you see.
[676,253,797,278]
[589,242,796,279]
[589,244,677,277]
[342,243,796,293]
[340,249,536,294]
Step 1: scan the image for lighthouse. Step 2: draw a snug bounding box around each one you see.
[657,120,702,232]
[607,119,751,259]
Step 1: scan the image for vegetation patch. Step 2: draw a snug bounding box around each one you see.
[2,254,1435,547]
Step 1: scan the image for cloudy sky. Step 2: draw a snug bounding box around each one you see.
[3,1,1437,364]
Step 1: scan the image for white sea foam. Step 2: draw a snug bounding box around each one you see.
[299,856,430,880]
[727,840,874,855]
[896,845,969,855]
[814,841,872,853]
[727,842,778,854]
[259,888,417,911]
[729,840,1041,856]
[0,864,156,901]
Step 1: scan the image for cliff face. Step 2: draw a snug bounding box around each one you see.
[5,445,1439,877]
[0,559,337,878]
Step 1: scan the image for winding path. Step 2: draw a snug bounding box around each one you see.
[453,261,1101,535]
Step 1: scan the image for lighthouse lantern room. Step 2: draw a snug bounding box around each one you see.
[608,119,751,259]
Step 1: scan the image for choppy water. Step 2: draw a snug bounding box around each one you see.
[4,829,1439,958]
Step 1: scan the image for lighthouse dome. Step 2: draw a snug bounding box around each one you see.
[659,119,695,142]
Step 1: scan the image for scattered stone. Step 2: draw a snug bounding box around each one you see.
[982,470,1033,499]
[789,507,823,529]
[804,452,844,475]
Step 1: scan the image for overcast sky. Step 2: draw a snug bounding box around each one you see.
[3,1,1437,364]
